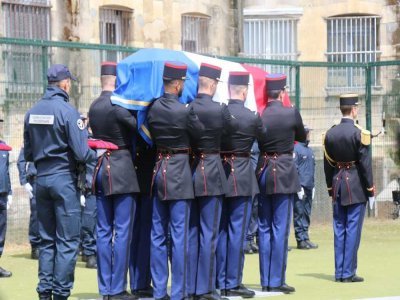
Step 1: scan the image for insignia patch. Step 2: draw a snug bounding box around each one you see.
[77,119,85,130]
[29,114,54,125]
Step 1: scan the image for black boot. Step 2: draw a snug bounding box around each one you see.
[297,240,311,250]
[31,248,40,259]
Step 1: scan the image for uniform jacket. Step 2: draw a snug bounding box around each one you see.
[257,101,306,195]
[135,135,156,196]
[17,147,37,185]
[294,142,315,189]
[221,99,267,198]
[89,90,140,196]
[190,93,234,197]
[24,86,93,177]
[147,93,204,201]
[323,118,374,206]
[0,141,12,195]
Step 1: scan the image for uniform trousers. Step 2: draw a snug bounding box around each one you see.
[246,195,258,242]
[293,187,313,242]
[28,180,41,249]
[216,196,252,290]
[0,193,8,256]
[81,194,97,256]
[333,188,366,280]
[96,166,136,296]
[150,171,191,300]
[186,197,199,296]
[36,173,81,298]
[258,168,293,288]
[129,193,153,291]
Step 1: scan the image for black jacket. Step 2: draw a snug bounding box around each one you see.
[89,91,140,196]
[147,93,204,201]
[324,118,374,206]
[190,93,234,197]
[221,99,267,198]
[257,101,306,195]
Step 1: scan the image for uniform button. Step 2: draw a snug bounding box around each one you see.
[136,153,139,157]
[346,177,349,180]
[273,168,276,172]
[336,178,339,180]
[231,168,234,172]
[153,170,156,173]
[201,167,204,170]
[135,166,138,170]
[107,166,110,169]
[163,170,166,173]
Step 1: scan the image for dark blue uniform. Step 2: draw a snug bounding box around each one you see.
[0,141,12,259]
[217,99,266,294]
[17,147,40,253]
[89,90,140,297]
[147,92,204,300]
[257,100,306,290]
[24,86,93,299]
[324,118,374,281]
[293,142,315,243]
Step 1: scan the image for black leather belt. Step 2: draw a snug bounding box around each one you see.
[221,152,251,158]
[158,148,190,155]
[263,151,293,156]
[336,161,356,169]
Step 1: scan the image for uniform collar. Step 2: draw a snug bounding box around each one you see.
[228,99,245,106]
[101,90,112,96]
[163,92,180,101]
[196,93,213,101]
[44,86,70,102]
[267,100,283,107]
[340,118,355,124]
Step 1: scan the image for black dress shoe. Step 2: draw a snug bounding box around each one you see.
[305,240,318,249]
[297,241,311,250]
[268,284,295,294]
[31,248,40,259]
[81,254,88,262]
[261,286,269,292]
[244,242,253,254]
[39,293,52,300]
[342,275,364,283]
[85,255,97,269]
[197,292,223,300]
[52,294,68,300]
[335,278,342,282]
[109,291,137,299]
[250,241,259,253]
[0,266,12,277]
[132,286,154,298]
[184,295,195,300]
[225,284,255,298]
[103,296,109,300]
[155,295,170,300]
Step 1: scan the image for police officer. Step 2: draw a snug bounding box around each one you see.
[17,146,40,259]
[217,72,266,298]
[89,62,139,300]
[0,121,12,278]
[323,94,374,283]
[24,64,93,300]
[129,134,156,298]
[188,63,233,300]
[293,126,318,250]
[147,61,204,300]
[79,116,98,269]
[257,73,306,294]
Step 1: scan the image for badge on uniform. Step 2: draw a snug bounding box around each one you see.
[29,114,54,125]
[77,119,85,130]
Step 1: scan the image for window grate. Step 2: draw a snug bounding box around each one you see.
[181,14,210,54]
[327,15,380,90]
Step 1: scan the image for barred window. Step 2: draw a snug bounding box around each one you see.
[243,17,298,89]
[327,15,380,90]
[181,14,210,54]
[99,6,133,61]
[1,0,51,97]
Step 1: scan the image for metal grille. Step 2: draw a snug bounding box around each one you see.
[327,15,380,90]
[243,18,298,88]
[99,7,133,61]
[1,1,50,97]
[181,14,210,54]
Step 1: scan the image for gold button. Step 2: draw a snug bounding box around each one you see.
[231,168,234,172]
[273,168,276,172]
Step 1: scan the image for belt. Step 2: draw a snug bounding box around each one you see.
[336,161,356,169]
[193,150,220,157]
[263,151,293,157]
[220,152,251,158]
[157,148,190,155]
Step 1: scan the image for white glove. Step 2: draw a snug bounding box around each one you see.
[80,195,86,207]
[297,187,305,200]
[312,187,315,200]
[24,183,34,199]
[368,197,375,210]
[6,195,12,210]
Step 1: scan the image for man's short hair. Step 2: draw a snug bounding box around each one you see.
[340,105,353,116]
[198,76,216,89]
[229,84,248,95]
[163,79,181,87]
[267,89,282,99]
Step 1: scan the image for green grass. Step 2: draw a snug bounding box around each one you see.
[0,219,399,300]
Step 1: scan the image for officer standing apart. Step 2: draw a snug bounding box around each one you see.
[129,134,156,298]
[17,146,40,259]
[323,94,374,283]
[217,72,266,298]
[189,63,233,300]
[257,74,306,294]
[0,120,12,278]
[147,62,204,300]
[24,64,93,300]
[89,62,139,300]
[293,126,318,250]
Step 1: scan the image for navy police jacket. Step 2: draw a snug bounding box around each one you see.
[221,99,267,198]
[0,141,12,195]
[323,118,374,206]
[294,142,315,189]
[17,147,37,185]
[24,86,93,176]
